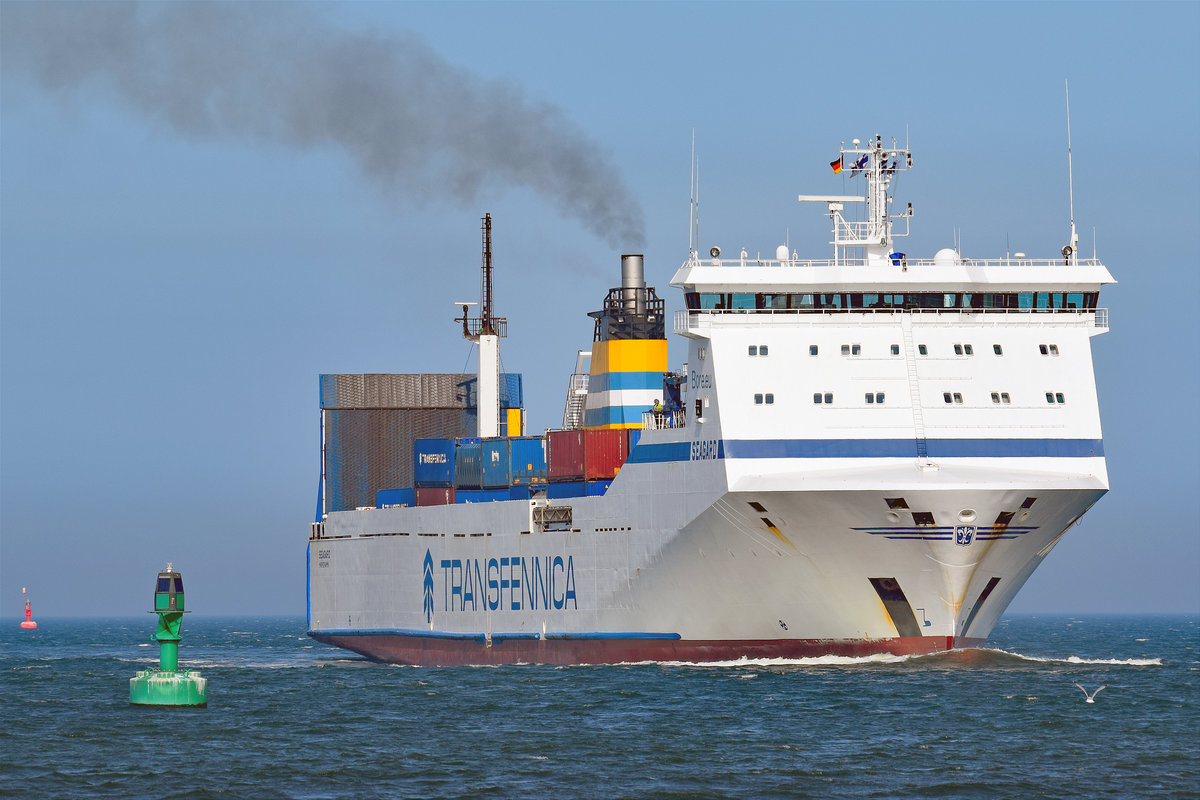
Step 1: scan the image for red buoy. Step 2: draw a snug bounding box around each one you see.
[20,587,37,629]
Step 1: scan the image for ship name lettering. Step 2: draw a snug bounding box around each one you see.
[439,555,577,613]
[689,372,713,390]
[690,439,720,461]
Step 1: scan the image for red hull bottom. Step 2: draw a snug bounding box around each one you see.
[308,632,987,667]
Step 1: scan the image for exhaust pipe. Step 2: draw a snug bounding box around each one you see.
[621,254,645,315]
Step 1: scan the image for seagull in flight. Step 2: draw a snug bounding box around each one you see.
[1074,683,1106,703]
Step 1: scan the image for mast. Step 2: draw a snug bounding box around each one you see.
[455,214,507,437]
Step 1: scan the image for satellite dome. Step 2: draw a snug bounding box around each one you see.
[933,248,960,266]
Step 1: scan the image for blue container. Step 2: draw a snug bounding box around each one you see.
[481,438,513,489]
[376,487,416,508]
[546,481,587,499]
[455,488,509,504]
[414,438,455,487]
[508,484,535,501]
[454,439,483,488]
[510,436,548,485]
[586,480,611,497]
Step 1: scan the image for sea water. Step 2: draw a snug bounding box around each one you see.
[1,615,1195,798]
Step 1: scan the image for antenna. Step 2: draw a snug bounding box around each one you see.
[1065,80,1079,264]
[689,130,696,256]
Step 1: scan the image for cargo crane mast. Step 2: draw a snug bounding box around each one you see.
[455,213,507,438]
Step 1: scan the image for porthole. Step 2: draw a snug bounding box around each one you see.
[886,511,901,523]
[959,509,977,523]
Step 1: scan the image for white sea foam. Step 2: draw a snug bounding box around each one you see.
[987,648,1162,666]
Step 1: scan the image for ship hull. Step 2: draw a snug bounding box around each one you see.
[309,630,986,667]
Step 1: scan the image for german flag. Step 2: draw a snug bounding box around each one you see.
[829,157,843,174]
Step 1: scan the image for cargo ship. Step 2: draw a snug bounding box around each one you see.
[308,136,1113,665]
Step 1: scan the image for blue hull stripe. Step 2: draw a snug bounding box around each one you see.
[626,438,1104,463]
[311,628,680,642]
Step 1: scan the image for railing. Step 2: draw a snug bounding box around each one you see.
[641,410,686,430]
[682,254,1105,270]
[674,307,1110,334]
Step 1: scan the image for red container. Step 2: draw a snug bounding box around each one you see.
[584,428,630,480]
[415,486,455,506]
[547,430,585,482]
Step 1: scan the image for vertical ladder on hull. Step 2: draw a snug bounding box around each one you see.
[901,314,930,462]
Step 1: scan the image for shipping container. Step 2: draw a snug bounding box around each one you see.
[510,436,548,484]
[508,484,535,501]
[415,486,455,506]
[586,480,612,496]
[546,481,587,499]
[584,428,629,480]
[547,430,585,482]
[456,488,509,504]
[413,438,456,487]
[454,439,483,488]
[376,487,416,508]
[480,438,512,488]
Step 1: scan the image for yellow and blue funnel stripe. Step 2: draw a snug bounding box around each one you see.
[584,339,666,429]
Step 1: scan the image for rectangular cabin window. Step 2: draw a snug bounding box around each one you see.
[875,393,885,404]
[953,393,963,404]
[731,293,755,310]
[865,393,875,404]
[1039,344,1049,355]
[993,344,1003,355]
[1056,392,1065,403]
[954,344,964,355]
[851,344,861,356]
[1021,497,1037,509]
[1001,392,1011,404]
[754,393,763,405]
[1049,344,1059,355]
[765,393,774,405]
[809,345,819,356]
[813,393,823,404]
[759,345,769,356]
[964,344,974,355]
[912,511,936,526]
[891,344,900,356]
[944,392,953,404]
[841,344,850,356]
[885,498,910,509]
[918,344,928,356]
[991,392,1000,404]
[994,510,1016,531]
[791,293,815,310]
[748,345,758,356]
[824,392,833,404]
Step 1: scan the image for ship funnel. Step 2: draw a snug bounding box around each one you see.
[621,254,645,315]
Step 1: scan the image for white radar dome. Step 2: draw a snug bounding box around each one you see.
[775,245,789,261]
[933,248,961,266]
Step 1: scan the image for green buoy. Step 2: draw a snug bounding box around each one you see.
[129,564,207,707]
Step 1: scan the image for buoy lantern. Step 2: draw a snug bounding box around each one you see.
[129,564,207,707]
[20,587,37,629]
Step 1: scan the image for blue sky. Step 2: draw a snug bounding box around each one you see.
[2,1,1197,618]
